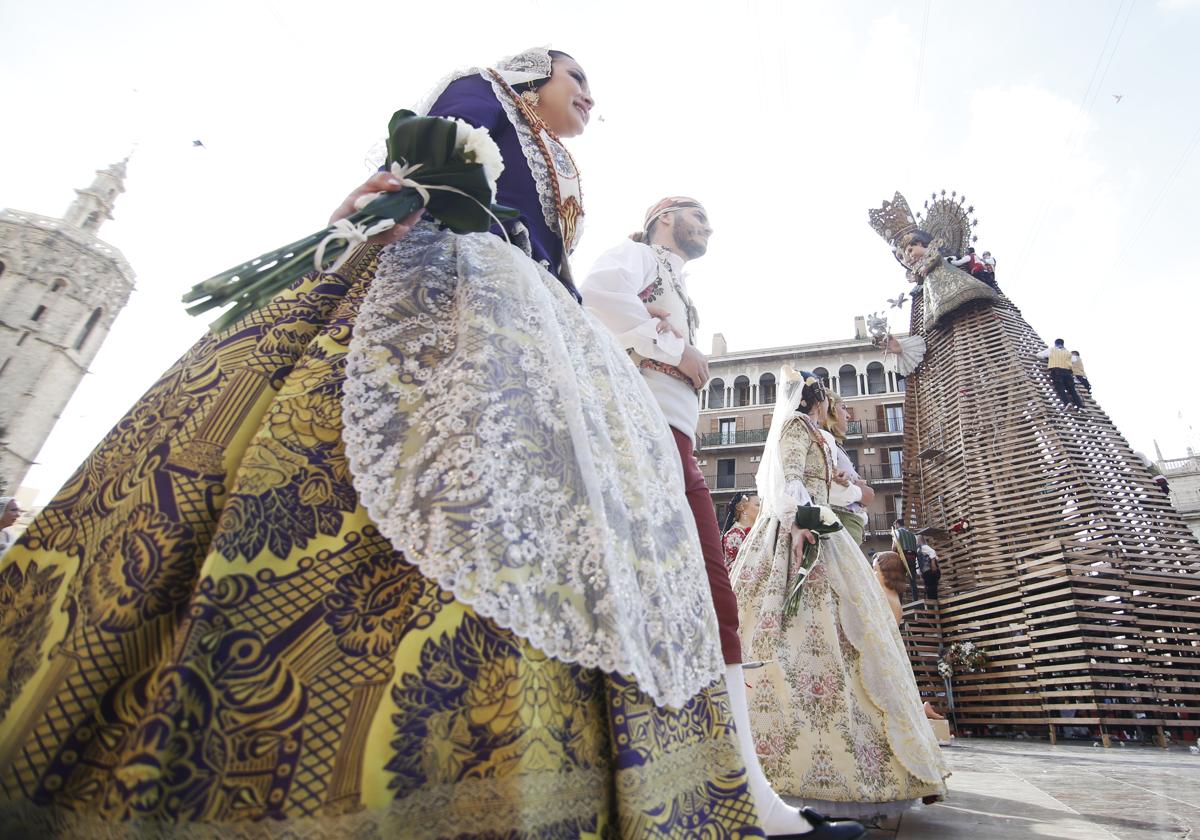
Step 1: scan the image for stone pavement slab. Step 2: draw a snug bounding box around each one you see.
[896,767,1118,839]
[888,740,1199,840]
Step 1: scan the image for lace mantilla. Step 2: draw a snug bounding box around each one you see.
[342,224,724,709]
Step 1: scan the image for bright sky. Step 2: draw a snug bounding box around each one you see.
[3,0,1199,503]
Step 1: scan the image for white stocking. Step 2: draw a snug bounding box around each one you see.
[726,664,812,835]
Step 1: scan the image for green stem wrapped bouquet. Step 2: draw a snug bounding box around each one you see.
[782,503,844,617]
[183,109,518,331]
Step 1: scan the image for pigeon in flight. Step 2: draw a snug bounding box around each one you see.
[1112,94,1124,104]
[887,292,907,309]
[192,140,206,148]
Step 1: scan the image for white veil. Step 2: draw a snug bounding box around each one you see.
[755,365,808,524]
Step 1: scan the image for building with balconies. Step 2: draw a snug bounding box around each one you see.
[1155,451,1200,543]
[697,316,908,556]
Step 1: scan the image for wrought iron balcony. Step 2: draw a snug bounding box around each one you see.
[708,472,758,492]
[859,462,904,482]
[698,427,771,448]
[845,418,905,438]
[866,513,898,535]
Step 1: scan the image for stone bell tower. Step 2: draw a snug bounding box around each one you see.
[0,160,137,488]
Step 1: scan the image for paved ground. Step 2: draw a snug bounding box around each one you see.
[862,739,1199,839]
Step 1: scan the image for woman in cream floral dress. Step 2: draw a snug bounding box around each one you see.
[730,367,948,820]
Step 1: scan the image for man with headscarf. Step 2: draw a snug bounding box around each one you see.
[582,200,865,840]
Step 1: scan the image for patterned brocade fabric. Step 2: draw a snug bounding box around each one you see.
[0,247,761,838]
[732,420,947,820]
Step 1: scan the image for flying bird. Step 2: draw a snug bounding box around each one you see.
[192,140,206,148]
[1112,94,1124,104]
[888,292,907,309]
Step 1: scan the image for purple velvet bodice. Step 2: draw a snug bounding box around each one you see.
[427,73,579,302]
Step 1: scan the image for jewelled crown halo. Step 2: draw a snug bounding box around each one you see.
[918,189,978,257]
[868,192,919,247]
[868,190,979,255]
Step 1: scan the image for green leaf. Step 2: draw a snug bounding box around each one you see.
[387,110,459,169]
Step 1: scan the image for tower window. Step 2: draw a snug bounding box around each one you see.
[75,308,103,350]
[31,305,46,322]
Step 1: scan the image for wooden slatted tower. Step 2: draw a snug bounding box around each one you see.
[871,191,1200,745]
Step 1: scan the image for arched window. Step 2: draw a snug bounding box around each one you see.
[867,361,887,394]
[838,364,858,397]
[812,367,830,387]
[74,307,103,350]
[759,372,776,405]
[708,378,725,410]
[31,305,46,322]
[51,278,67,292]
[733,375,751,407]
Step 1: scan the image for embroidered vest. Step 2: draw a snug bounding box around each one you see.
[628,245,698,368]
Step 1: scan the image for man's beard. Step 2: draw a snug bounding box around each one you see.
[673,223,708,259]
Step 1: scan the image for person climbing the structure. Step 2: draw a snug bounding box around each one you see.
[1071,350,1091,391]
[1038,338,1084,410]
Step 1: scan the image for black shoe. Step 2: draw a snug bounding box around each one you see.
[768,807,867,839]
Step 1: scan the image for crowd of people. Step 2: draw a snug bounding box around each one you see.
[0,47,967,839]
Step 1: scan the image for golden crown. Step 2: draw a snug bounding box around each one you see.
[868,190,979,254]
[867,192,919,247]
[918,190,977,257]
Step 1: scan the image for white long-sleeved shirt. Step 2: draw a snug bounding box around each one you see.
[581,240,699,436]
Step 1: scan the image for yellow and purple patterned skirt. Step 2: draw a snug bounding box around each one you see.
[0,247,761,838]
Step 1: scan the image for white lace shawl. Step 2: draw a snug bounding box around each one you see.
[756,366,808,524]
[342,224,724,708]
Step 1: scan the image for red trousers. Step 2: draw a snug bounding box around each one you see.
[672,427,742,664]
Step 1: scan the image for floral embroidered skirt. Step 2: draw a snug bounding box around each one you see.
[732,519,948,820]
[0,245,760,838]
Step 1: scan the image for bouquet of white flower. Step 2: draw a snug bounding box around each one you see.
[938,640,988,677]
[183,109,517,331]
[782,504,843,617]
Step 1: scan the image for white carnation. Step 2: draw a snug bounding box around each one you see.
[453,118,504,196]
[818,506,839,527]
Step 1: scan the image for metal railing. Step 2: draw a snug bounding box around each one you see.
[858,462,904,482]
[698,427,771,448]
[845,418,904,437]
[866,513,898,534]
[709,472,758,491]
